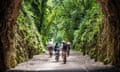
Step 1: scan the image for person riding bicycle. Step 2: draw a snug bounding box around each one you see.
[62,41,68,64]
[62,42,67,52]
[54,43,60,61]
[47,39,54,57]
[66,40,71,56]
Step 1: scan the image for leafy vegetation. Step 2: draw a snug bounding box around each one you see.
[0,0,120,70]
[16,0,46,64]
[44,0,103,58]
[17,0,119,65]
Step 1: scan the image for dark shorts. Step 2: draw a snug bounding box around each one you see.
[54,48,57,52]
[48,47,53,51]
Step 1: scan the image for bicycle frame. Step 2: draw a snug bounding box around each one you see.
[62,51,67,64]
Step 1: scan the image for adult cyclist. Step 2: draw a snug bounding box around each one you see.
[62,41,68,64]
[47,40,54,57]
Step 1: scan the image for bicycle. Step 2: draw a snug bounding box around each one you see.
[48,47,53,58]
[62,50,67,64]
[55,48,60,62]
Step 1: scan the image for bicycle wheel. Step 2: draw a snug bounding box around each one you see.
[63,52,67,64]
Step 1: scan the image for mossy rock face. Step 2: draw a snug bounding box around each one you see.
[15,29,44,65]
[10,55,16,68]
[15,30,44,65]
[15,4,45,64]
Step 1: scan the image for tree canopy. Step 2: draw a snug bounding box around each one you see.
[16,0,104,64]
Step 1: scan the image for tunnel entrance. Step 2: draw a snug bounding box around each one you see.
[0,0,120,72]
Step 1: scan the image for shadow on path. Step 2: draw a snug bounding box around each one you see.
[7,66,120,72]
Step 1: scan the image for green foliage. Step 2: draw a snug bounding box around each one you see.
[45,0,102,44]
[16,0,105,65]
[72,0,103,57]
[16,0,45,64]
[45,0,103,61]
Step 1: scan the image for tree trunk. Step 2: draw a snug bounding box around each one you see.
[98,0,120,65]
[0,0,21,71]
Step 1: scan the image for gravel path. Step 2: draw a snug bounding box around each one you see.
[7,51,120,72]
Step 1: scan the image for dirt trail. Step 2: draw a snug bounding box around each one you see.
[7,51,120,72]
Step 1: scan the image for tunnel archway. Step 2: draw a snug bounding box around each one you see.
[0,0,120,71]
[0,0,22,71]
[98,0,120,65]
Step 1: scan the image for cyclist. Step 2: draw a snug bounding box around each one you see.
[62,41,68,64]
[66,40,71,56]
[47,40,54,58]
[54,43,60,61]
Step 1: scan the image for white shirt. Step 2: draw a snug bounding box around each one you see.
[48,41,53,47]
[67,42,71,45]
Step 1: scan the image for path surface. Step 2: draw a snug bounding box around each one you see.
[8,51,120,72]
